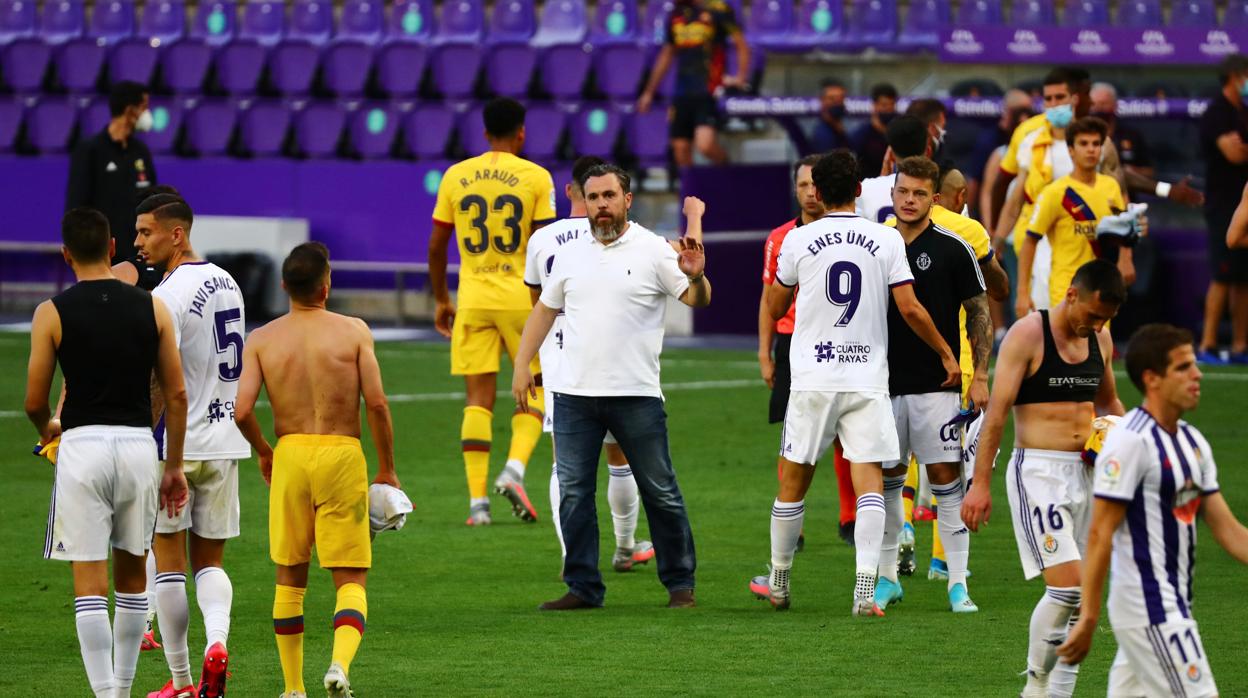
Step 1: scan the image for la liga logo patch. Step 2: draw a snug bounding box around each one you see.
[1102,457,1122,482]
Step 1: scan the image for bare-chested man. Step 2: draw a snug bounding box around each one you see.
[234,242,399,698]
[961,259,1126,698]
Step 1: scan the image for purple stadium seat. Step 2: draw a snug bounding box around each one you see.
[78,95,110,134]
[641,0,673,48]
[959,0,1002,24]
[142,97,183,153]
[190,1,236,47]
[521,103,564,161]
[489,0,536,43]
[28,98,76,152]
[435,0,484,43]
[749,0,795,51]
[348,102,398,158]
[238,99,290,156]
[340,0,384,43]
[456,104,489,154]
[539,44,591,99]
[388,0,434,41]
[485,44,537,96]
[1062,0,1108,25]
[185,99,236,155]
[569,103,622,157]
[54,40,105,92]
[376,42,426,97]
[591,0,639,43]
[0,97,22,151]
[627,105,667,164]
[90,0,135,44]
[1118,1,1161,27]
[1,38,51,91]
[140,0,186,43]
[215,41,265,94]
[239,1,285,47]
[404,102,453,158]
[1226,1,1248,26]
[268,2,332,97]
[161,39,211,92]
[532,0,587,47]
[288,0,332,44]
[109,0,183,83]
[897,0,947,50]
[593,44,645,100]
[431,44,481,98]
[1012,0,1054,25]
[323,0,384,97]
[41,0,85,44]
[294,101,344,157]
[791,0,844,51]
[848,0,897,50]
[0,0,37,44]
[1171,0,1215,26]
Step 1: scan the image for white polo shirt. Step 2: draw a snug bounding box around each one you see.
[539,222,691,398]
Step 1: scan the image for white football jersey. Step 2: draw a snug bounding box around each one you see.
[524,217,591,392]
[776,212,912,394]
[1094,408,1220,629]
[153,262,250,460]
[855,173,896,224]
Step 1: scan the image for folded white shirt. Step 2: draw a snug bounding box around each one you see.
[368,483,413,537]
[1096,203,1147,243]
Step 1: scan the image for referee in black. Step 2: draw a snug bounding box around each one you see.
[66,81,160,289]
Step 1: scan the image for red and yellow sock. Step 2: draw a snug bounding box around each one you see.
[506,386,544,470]
[273,584,306,694]
[331,583,367,674]
[462,406,492,500]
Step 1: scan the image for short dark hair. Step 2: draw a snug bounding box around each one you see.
[135,193,193,229]
[570,156,607,192]
[1042,67,1076,91]
[61,207,112,262]
[905,98,946,126]
[870,83,898,102]
[483,98,526,139]
[1072,259,1127,306]
[1067,67,1092,93]
[811,149,859,207]
[109,80,147,118]
[1218,54,1248,85]
[282,242,331,302]
[578,163,631,194]
[895,156,940,191]
[1125,324,1195,392]
[886,115,929,159]
[793,153,823,180]
[1065,116,1108,147]
[819,78,845,91]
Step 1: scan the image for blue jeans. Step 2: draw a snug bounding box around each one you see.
[553,393,696,606]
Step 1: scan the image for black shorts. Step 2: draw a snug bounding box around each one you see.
[669,94,722,141]
[1205,207,1248,284]
[768,333,792,424]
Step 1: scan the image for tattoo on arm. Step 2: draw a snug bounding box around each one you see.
[964,293,992,374]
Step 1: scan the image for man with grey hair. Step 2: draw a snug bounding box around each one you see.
[512,164,711,610]
[1089,82,1156,182]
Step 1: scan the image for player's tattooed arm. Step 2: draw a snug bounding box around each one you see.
[963,292,992,409]
[979,255,1010,301]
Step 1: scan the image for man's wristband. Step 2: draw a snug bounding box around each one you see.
[687,273,705,284]
[1155,181,1172,198]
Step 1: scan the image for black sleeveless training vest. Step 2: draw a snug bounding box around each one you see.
[1014,310,1104,405]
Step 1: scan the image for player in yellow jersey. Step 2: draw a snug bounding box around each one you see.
[1023,117,1139,316]
[429,98,557,526]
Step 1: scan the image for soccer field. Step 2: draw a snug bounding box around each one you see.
[3,334,1247,696]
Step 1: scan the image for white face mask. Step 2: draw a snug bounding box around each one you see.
[934,125,947,149]
[135,109,154,132]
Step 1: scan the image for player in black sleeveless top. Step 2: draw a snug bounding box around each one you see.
[24,207,188,697]
[961,259,1127,698]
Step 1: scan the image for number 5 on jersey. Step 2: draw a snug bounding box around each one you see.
[214,308,243,382]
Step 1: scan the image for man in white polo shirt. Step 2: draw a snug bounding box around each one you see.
[512,163,711,610]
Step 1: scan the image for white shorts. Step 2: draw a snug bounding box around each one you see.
[155,459,240,538]
[1031,235,1052,311]
[1108,619,1217,697]
[887,392,963,467]
[1005,448,1091,580]
[543,388,616,444]
[780,390,899,465]
[45,425,160,561]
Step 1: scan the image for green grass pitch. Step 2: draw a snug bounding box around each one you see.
[2,334,1246,696]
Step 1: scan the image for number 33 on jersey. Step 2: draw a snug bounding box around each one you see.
[775,212,913,395]
[433,151,558,311]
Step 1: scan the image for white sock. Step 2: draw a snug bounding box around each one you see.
[112,592,148,694]
[194,567,232,651]
[155,571,193,688]
[932,479,970,590]
[854,493,886,579]
[877,475,907,583]
[144,553,158,634]
[470,496,489,508]
[1049,610,1082,698]
[74,596,114,697]
[769,499,804,570]
[1028,586,1080,678]
[549,463,565,559]
[505,458,526,479]
[607,464,639,550]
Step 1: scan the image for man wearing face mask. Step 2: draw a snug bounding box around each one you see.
[903,99,949,172]
[851,83,899,180]
[66,81,159,289]
[810,79,850,154]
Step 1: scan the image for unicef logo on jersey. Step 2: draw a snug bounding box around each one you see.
[916,252,932,271]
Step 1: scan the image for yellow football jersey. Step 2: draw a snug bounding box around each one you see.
[999,112,1049,176]
[433,151,557,311]
[1027,173,1125,308]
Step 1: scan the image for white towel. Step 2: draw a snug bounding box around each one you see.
[368,483,413,538]
[1096,203,1148,244]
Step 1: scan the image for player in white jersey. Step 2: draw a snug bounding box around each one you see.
[133,194,249,698]
[1057,324,1248,697]
[524,156,654,572]
[755,150,959,616]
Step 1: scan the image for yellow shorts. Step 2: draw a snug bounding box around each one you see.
[269,434,371,569]
[450,307,541,377]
